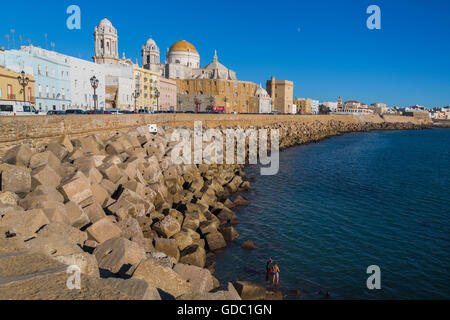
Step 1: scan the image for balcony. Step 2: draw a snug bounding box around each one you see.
[7,94,16,100]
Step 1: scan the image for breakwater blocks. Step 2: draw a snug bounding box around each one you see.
[0,115,431,300]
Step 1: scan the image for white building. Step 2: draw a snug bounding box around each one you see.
[103,63,134,109]
[255,85,272,114]
[321,101,338,112]
[69,56,106,110]
[308,99,320,114]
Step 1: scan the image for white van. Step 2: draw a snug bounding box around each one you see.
[0,101,40,116]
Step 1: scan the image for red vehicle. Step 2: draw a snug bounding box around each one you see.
[206,106,225,114]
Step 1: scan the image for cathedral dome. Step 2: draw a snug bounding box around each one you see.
[169,40,198,54]
[145,38,157,48]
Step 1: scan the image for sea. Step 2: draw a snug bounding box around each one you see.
[212,128,450,299]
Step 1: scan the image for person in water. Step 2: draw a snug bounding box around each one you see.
[272,263,280,285]
[266,258,274,282]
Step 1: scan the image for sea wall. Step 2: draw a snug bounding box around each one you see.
[0,114,432,157]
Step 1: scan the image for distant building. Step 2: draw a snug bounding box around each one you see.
[0,46,71,111]
[251,85,272,114]
[370,102,388,114]
[321,101,338,112]
[266,76,294,114]
[309,99,320,114]
[133,64,159,111]
[0,66,35,104]
[159,77,177,111]
[294,98,311,114]
[69,55,106,110]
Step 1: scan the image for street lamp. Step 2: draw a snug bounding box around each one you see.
[90,76,99,111]
[132,89,140,113]
[17,71,29,104]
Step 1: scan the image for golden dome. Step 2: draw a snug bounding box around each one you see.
[169,40,198,54]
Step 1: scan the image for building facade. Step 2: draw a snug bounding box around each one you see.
[177,94,216,112]
[176,79,258,113]
[321,101,338,113]
[294,98,311,114]
[69,56,106,110]
[266,76,294,114]
[133,64,159,111]
[0,66,35,104]
[159,77,177,111]
[250,85,272,113]
[0,46,71,111]
[103,64,134,110]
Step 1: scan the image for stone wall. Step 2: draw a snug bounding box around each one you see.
[0,114,432,157]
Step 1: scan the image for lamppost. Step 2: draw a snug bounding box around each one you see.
[17,71,29,104]
[132,89,140,113]
[90,76,99,111]
[155,90,160,112]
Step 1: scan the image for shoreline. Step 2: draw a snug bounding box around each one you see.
[210,119,435,300]
[0,116,435,300]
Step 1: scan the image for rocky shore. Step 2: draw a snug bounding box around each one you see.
[0,118,431,300]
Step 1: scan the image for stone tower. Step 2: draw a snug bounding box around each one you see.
[93,18,119,64]
[142,38,160,72]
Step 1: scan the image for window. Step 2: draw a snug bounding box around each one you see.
[23,105,31,112]
[7,85,12,99]
[0,88,2,98]
[0,105,13,112]
[46,67,48,77]
[46,86,49,98]
[38,65,41,75]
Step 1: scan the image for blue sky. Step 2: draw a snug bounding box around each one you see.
[1,0,449,107]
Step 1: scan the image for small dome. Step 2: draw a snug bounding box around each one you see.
[255,85,270,98]
[99,18,113,27]
[145,38,156,47]
[169,40,198,54]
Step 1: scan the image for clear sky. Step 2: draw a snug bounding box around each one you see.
[1,0,449,107]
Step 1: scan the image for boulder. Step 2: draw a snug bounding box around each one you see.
[58,173,93,204]
[182,212,200,231]
[153,215,181,238]
[46,142,68,161]
[132,259,192,298]
[102,278,161,300]
[29,151,61,173]
[173,263,214,293]
[131,237,155,253]
[117,218,144,240]
[94,237,146,277]
[91,183,110,207]
[241,240,257,250]
[86,217,122,243]
[2,145,34,167]
[172,231,193,251]
[0,208,49,238]
[205,232,227,251]
[0,164,31,193]
[179,245,206,268]
[64,201,90,229]
[31,165,62,190]
[154,238,180,261]
[199,221,219,236]
[178,282,241,300]
[35,201,70,224]
[233,281,266,300]
[220,224,240,241]
[82,201,106,224]
[53,252,99,277]
[0,191,18,206]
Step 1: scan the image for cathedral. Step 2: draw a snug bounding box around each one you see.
[141,39,237,81]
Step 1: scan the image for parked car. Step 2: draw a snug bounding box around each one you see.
[65,109,86,115]
[86,109,112,115]
[0,101,40,116]
[106,109,123,115]
[47,110,66,115]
